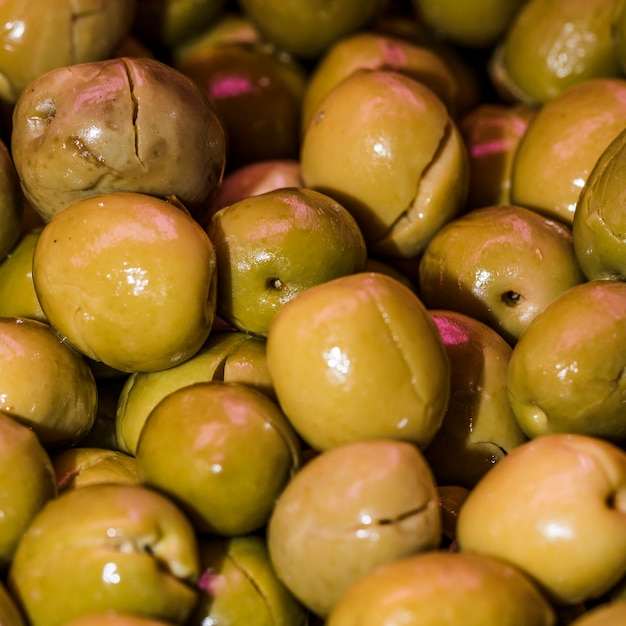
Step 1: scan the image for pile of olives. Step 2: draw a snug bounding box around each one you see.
[2,0,626,625]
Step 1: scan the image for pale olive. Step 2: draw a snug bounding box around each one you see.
[267,439,442,617]
[11,57,226,222]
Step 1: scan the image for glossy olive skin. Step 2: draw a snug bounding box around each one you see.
[0,316,97,447]
[0,581,25,626]
[459,103,536,210]
[133,0,226,50]
[418,205,586,345]
[490,0,622,105]
[52,447,140,493]
[190,535,308,626]
[116,330,273,455]
[506,280,626,442]
[267,439,442,618]
[32,192,217,373]
[11,57,226,222]
[208,187,368,336]
[456,434,626,605]
[8,484,200,626]
[301,31,460,133]
[573,127,626,280]
[327,551,555,626]
[412,0,526,48]
[266,272,450,452]
[237,0,389,59]
[175,42,306,170]
[0,412,57,572]
[301,69,468,259]
[511,78,626,225]
[0,0,137,105]
[425,310,527,490]
[136,381,301,536]
[0,228,46,322]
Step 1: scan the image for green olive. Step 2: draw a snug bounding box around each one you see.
[0,580,25,626]
[136,381,301,535]
[0,139,23,260]
[0,412,57,572]
[573,126,626,280]
[569,602,626,626]
[267,439,441,618]
[11,57,226,222]
[418,204,585,345]
[489,0,622,105]
[424,310,528,490]
[0,0,137,105]
[506,280,626,441]
[236,0,389,59]
[207,187,368,336]
[327,551,555,626]
[63,615,175,626]
[190,534,309,625]
[8,484,200,626]
[510,78,626,225]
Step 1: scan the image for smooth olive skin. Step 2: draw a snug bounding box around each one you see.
[8,484,200,626]
[189,535,308,626]
[237,0,389,59]
[133,0,226,50]
[0,228,46,322]
[506,280,626,442]
[424,310,527,490]
[456,434,626,605]
[52,448,140,493]
[266,272,450,452]
[136,381,301,536]
[301,31,460,133]
[176,43,305,170]
[32,192,217,374]
[570,603,626,626]
[459,103,536,210]
[489,0,622,105]
[208,187,368,337]
[63,615,175,626]
[0,412,57,572]
[0,139,23,260]
[0,581,25,626]
[418,204,586,345]
[267,439,442,618]
[573,127,626,280]
[510,78,626,225]
[116,331,272,456]
[0,316,97,448]
[11,57,226,222]
[327,551,555,626]
[0,0,137,105]
[301,69,468,259]
[412,0,526,48]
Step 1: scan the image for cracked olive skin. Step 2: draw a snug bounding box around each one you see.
[0,412,57,572]
[327,551,555,626]
[8,484,200,626]
[510,78,626,225]
[300,68,468,259]
[32,192,218,374]
[506,280,626,442]
[136,381,301,536]
[573,126,626,280]
[266,272,450,452]
[116,330,273,456]
[189,534,308,626]
[425,310,527,490]
[418,204,586,345]
[208,187,368,337]
[0,0,137,105]
[11,57,226,222]
[489,0,622,105]
[267,439,442,618]
[0,316,98,448]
